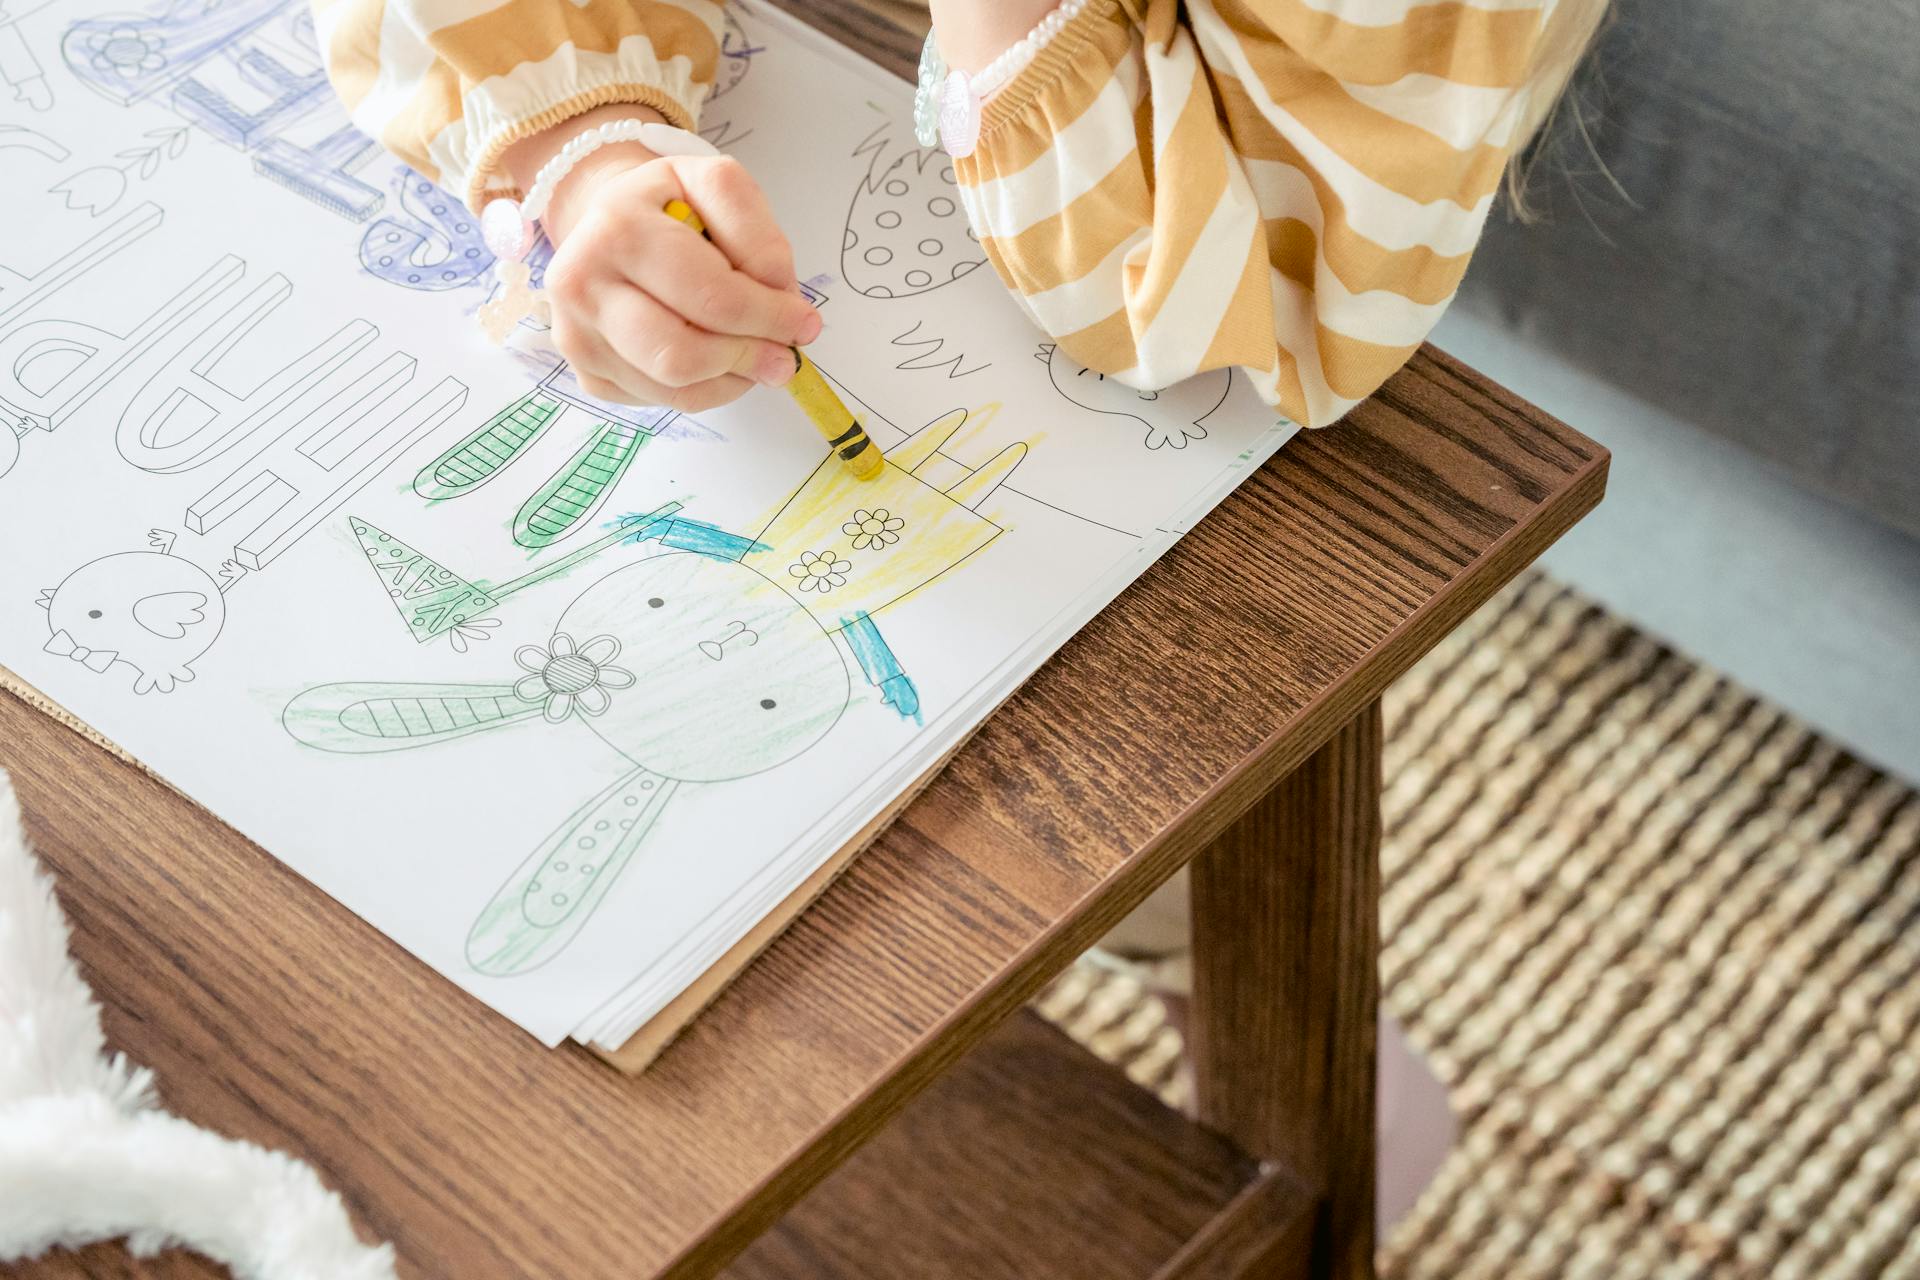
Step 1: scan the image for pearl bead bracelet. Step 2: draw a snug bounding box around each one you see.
[915,0,1091,158]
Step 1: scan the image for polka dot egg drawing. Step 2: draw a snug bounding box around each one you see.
[843,123,987,299]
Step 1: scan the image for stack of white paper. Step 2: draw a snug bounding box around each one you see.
[0,0,1294,1050]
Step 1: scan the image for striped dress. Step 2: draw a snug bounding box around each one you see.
[312,0,1558,426]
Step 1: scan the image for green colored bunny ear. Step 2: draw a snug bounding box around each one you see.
[511,422,648,549]
[283,681,542,753]
[413,389,562,501]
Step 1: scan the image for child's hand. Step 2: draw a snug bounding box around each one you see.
[505,106,821,412]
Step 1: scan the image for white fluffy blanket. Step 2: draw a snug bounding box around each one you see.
[0,770,395,1278]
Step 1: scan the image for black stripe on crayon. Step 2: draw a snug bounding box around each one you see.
[828,424,864,447]
[839,436,873,460]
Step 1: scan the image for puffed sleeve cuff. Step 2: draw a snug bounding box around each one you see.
[452,24,721,212]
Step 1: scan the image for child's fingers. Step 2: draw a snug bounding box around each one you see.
[551,311,648,403]
[564,156,818,343]
[551,188,807,347]
[556,301,762,412]
[570,347,755,414]
[662,374,758,414]
[621,231,817,348]
[600,288,797,390]
[670,155,799,292]
[573,369,642,406]
[576,364,748,416]
[584,362,756,414]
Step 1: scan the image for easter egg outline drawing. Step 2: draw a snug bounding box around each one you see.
[710,5,761,104]
[841,122,987,301]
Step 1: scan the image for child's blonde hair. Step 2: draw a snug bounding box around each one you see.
[1506,0,1614,218]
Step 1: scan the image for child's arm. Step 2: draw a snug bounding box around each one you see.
[929,0,1062,71]
[313,0,819,410]
[942,0,1572,428]
[311,0,724,212]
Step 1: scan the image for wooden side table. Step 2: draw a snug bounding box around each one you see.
[5,5,1608,1277]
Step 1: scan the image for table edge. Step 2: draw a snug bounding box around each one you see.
[664,437,1610,1276]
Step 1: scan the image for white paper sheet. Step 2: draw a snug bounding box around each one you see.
[0,0,1297,1046]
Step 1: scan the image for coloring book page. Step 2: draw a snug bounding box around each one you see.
[0,0,1296,1045]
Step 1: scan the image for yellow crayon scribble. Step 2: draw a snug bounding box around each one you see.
[750,405,1030,626]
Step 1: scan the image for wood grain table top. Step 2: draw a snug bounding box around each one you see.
[1,4,1609,1277]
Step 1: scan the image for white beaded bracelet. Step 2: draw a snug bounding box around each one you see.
[917,0,1092,157]
[971,0,1088,98]
[476,119,719,343]
[480,119,720,262]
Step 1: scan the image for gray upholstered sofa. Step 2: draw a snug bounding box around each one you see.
[1439,0,1920,780]
[1462,0,1918,537]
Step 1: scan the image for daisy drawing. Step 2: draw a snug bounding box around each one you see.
[788,550,851,594]
[843,508,905,550]
[512,632,635,723]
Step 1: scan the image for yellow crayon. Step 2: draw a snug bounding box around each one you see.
[662,198,706,234]
[662,199,881,481]
[785,347,883,479]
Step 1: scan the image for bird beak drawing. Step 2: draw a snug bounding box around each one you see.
[34,589,52,610]
[1035,342,1055,362]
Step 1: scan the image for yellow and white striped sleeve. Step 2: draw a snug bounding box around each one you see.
[310,0,725,213]
[953,0,1555,427]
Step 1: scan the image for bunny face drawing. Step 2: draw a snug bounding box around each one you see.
[545,554,850,781]
[1036,343,1232,451]
[37,551,226,694]
[286,552,853,975]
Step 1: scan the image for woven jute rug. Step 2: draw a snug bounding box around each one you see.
[1039,570,1920,1278]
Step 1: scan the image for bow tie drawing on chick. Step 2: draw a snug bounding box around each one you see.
[35,531,242,694]
[284,407,1027,976]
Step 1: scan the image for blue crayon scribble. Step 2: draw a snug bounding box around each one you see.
[843,610,920,723]
[613,512,767,561]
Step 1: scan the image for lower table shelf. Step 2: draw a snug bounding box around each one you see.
[725,1011,1312,1280]
[19,1010,1312,1280]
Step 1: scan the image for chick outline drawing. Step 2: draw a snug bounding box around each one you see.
[1036,342,1233,451]
[35,532,242,694]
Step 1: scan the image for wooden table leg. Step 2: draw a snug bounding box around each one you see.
[1190,701,1382,1280]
